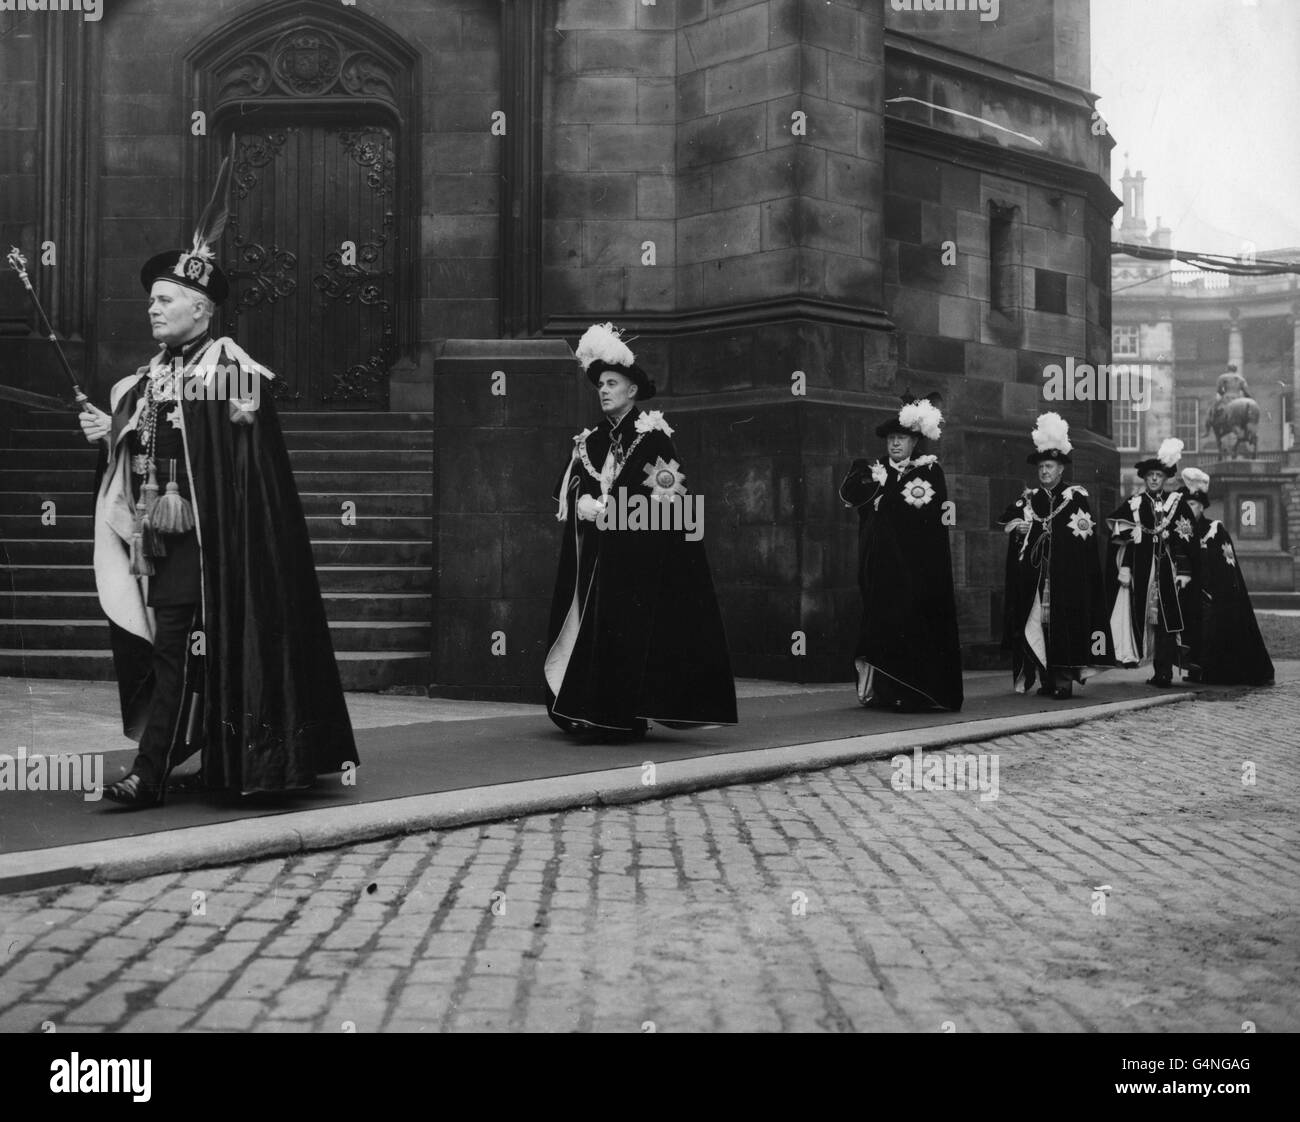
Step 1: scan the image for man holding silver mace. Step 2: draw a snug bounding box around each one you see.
[10,147,358,809]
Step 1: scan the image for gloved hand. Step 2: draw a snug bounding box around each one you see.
[79,404,111,444]
[1003,519,1030,535]
[1118,567,1132,588]
[576,494,606,522]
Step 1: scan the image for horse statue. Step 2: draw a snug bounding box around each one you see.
[1205,394,1260,458]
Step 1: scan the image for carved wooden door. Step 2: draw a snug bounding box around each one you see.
[225,123,397,410]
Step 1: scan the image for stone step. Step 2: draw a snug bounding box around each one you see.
[18,410,435,431]
[0,563,432,593]
[0,448,432,471]
[0,618,431,651]
[0,490,436,517]
[8,427,434,451]
[0,649,429,691]
[0,514,431,541]
[0,538,433,565]
[0,590,432,621]
[1253,592,1300,610]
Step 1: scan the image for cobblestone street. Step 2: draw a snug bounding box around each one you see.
[1,683,1296,1033]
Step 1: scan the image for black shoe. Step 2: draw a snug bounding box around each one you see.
[1035,685,1055,697]
[104,772,163,809]
[1146,676,1173,688]
[1051,685,1073,700]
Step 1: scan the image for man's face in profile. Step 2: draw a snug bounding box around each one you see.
[149,281,207,348]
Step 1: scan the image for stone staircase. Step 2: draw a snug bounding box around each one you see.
[0,411,433,691]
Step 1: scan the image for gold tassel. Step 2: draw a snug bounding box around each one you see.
[152,458,194,534]
[142,463,160,518]
[130,529,154,576]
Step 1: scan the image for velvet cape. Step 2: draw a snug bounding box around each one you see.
[544,407,737,733]
[997,484,1114,687]
[96,342,358,793]
[839,457,963,711]
[1188,515,1274,685]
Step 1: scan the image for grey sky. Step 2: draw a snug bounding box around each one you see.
[1091,0,1300,257]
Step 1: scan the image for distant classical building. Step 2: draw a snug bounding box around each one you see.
[1111,166,1300,589]
[1,0,1118,692]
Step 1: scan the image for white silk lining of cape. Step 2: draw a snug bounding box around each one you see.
[855,657,874,705]
[546,442,621,698]
[544,508,591,697]
[1024,591,1048,675]
[94,388,153,644]
[1110,566,1155,667]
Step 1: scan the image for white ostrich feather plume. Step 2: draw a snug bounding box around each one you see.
[1157,437,1184,468]
[898,399,943,440]
[575,322,635,372]
[1031,411,1072,455]
[1181,467,1210,491]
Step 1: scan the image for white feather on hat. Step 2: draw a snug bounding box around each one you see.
[1031,412,1072,455]
[897,399,944,440]
[1180,467,1210,491]
[575,322,635,372]
[1156,437,1184,469]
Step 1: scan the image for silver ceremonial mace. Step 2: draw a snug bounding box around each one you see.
[6,246,90,409]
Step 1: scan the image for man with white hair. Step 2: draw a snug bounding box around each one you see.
[77,230,357,807]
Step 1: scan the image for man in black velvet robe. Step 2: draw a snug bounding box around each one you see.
[1178,469,1274,686]
[78,248,357,806]
[1104,439,1201,687]
[544,324,736,737]
[997,415,1112,699]
[839,394,962,712]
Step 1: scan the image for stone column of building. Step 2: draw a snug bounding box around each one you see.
[1228,307,1244,375]
[540,0,891,681]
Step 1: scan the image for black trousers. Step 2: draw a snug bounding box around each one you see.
[130,602,197,785]
[1153,626,1181,681]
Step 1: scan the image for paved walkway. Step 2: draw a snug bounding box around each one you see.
[0,679,1294,1032]
[2,668,1265,889]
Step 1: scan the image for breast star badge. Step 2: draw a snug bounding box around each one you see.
[902,478,935,508]
[642,457,686,501]
[1067,509,1094,539]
